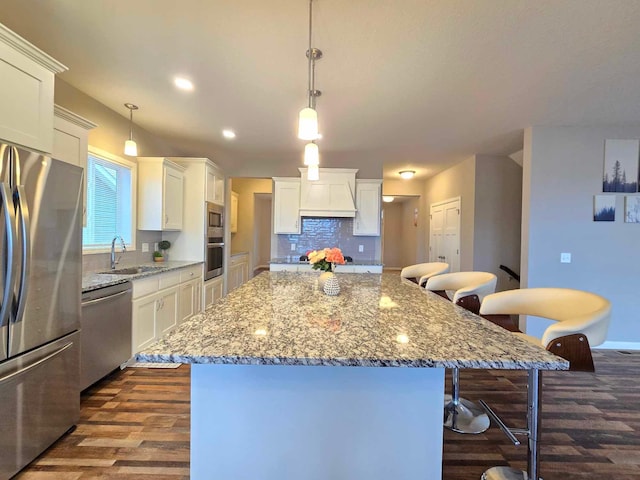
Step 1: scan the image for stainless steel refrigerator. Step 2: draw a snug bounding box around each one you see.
[0,143,82,478]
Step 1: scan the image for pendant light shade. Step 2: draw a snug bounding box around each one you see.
[124,103,139,157]
[307,164,320,181]
[303,142,319,166]
[124,139,137,156]
[298,107,319,140]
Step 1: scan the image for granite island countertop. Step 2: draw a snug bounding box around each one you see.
[82,260,203,293]
[137,272,568,371]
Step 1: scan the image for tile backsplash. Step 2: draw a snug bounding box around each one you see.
[275,217,379,261]
[82,230,163,272]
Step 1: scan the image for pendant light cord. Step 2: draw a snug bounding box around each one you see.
[129,107,134,141]
[307,0,313,109]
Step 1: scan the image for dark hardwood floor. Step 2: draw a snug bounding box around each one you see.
[15,350,640,479]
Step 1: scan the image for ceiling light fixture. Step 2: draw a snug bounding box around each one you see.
[307,164,320,181]
[222,129,236,139]
[382,196,395,203]
[399,170,416,180]
[298,0,323,181]
[124,103,138,156]
[174,77,194,91]
[298,0,322,142]
[303,142,319,166]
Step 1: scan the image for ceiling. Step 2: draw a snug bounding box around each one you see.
[2,0,640,179]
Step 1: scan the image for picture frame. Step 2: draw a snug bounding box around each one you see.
[593,195,616,222]
[602,139,639,193]
[625,196,640,223]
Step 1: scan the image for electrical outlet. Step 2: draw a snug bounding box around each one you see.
[358,245,364,253]
[560,252,571,263]
[154,242,158,251]
[142,243,149,253]
[291,243,296,251]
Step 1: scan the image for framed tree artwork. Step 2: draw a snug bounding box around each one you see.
[594,195,616,221]
[625,196,640,223]
[603,139,639,192]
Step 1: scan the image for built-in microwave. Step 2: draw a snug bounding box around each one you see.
[205,202,224,280]
[207,202,224,229]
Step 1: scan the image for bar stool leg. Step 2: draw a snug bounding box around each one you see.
[444,367,490,434]
[481,369,542,480]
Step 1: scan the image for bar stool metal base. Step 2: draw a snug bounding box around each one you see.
[444,394,490,434]
[481,466,541,480]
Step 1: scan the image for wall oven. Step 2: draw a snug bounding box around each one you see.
[205,202,224,280]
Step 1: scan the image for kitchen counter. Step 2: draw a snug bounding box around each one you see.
[137,272,565,370]
[82,260,203,293]
[136,272,567,480]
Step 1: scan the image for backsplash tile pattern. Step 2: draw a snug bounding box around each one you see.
[82,230,163,272]
[276,217,378,261]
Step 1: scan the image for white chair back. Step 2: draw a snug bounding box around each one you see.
[479,288,611,347]
[400,262,449,285]
[425,271,497,303]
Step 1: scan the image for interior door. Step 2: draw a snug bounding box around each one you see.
[430,198,460,272]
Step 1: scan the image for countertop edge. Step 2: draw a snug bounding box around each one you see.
[82,261,204,293]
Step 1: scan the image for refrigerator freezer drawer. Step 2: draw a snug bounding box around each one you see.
[0,331,79,479]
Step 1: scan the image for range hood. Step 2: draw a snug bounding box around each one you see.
[298,168,358,217]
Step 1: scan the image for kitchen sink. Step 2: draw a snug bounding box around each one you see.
[98,266,165,275]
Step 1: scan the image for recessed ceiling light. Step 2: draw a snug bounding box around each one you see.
[399,170,416,180]
[174,77,194,91]
[382,196,395,203]
[222,129,236,139]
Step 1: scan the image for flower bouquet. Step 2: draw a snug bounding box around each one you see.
[307,247,346,272]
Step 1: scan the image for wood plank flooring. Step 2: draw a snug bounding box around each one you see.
[15,350,640,479]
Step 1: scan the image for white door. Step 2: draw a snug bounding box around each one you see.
[429,198,460,272]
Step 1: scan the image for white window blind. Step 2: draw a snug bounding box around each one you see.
[83,151,134,250]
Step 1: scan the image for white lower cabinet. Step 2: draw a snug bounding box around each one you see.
[204,277,224,309]
[131,264,203,356]
[228,253,249,293]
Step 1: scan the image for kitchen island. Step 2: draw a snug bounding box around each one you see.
[137,272,567,479]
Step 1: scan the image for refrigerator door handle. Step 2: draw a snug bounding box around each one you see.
[0,183,17,329]
[13,185,30,325]
[0,341,73,386]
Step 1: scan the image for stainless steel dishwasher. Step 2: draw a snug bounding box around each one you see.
[80,282,132,390]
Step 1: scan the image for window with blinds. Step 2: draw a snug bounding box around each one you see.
[82,150,135,251]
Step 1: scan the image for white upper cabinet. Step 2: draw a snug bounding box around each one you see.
[52,105,97,226]
[137,157,185,231]
[353,180,382,236]
[206,164,225,205]
[273,178,301,234]
[0,24,67,153]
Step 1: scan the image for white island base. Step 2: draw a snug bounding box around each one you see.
[191,364,446,480]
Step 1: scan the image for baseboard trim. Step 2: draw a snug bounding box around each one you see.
[595,341,640,351]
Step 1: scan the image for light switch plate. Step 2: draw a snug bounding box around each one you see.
[358,245,364,253]
[291,243,296,251]
[142,243,149,253]
[560,252,571,263]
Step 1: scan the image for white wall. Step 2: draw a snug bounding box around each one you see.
[523,126,640,347]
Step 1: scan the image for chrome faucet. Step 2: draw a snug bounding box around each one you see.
[110,235,127,270]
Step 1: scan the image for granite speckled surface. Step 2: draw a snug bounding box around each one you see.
[137,272,568,370]
[82,261,203,293]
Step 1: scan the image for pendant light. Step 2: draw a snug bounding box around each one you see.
[303,142,319,166]
[297,0,322,141]
[124,103,139,156]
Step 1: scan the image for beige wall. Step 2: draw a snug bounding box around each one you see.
[229,178,273,274]
[423,156,476,270]
[473,155,522,291]
[254,194,272,269]
[382,202,403,268]
[55,79,184,159]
